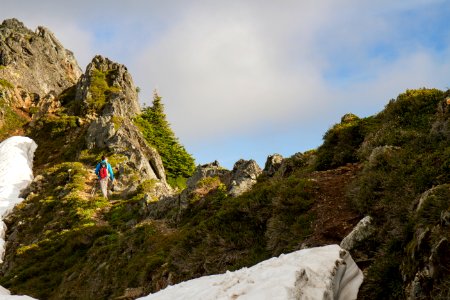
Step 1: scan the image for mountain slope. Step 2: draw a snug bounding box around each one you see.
[0,18,449,299]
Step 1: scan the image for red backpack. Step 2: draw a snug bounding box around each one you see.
[99,161,108,179]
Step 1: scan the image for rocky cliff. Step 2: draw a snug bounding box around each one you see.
[79,55,170,194]
[0,18,81,98]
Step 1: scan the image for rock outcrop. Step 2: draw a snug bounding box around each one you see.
[80,56,170,195]
[185,161,230,189]
[228,159,262,197]
[0,19,81,98]
[403,184,450,299]
[340,216,375,251]
[263,153,283,176]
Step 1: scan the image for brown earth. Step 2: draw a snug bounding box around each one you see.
[302,163,363,247]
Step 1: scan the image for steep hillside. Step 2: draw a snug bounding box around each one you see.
[0,18,449,300]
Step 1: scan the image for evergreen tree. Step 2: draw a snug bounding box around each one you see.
[135,91,196,186]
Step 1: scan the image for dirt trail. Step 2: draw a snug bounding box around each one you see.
[303,163,362,247]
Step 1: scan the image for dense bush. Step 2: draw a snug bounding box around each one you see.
[315,113,378,170]
[348,88,450,299]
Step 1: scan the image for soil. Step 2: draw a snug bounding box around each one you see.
[302,163,363,247]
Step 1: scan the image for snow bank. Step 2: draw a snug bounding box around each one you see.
[139,244,363,300]
[0,136,38,299]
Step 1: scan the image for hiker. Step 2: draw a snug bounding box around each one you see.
[95,155,114,198]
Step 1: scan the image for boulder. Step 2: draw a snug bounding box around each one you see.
[263,153,283,176]
[340,216,375,251]
[185,161,229,189]
[229,159,262,197]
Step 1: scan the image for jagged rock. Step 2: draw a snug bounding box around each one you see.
[340,216,375,251]
[441,210,450,226]
[0,18,81,97]
[229,159,262,197]
[185,161,229,189]
[431,97,450,138]
[263,153,283,176]
[18,174,44,198]
[402,184,450,299]
[148,161,231,223]
[341,113,360,123]
[80,56,170,196]
[429,238,449,279]
[75,55,140,118]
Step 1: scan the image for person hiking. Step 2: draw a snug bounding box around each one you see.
[95,155,114,198]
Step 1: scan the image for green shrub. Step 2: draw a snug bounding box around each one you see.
[315,113,368,170]
[0,99,27,140]
[0,78,14,89]
[86,69,120,113]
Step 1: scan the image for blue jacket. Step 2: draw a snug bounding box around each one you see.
[95,160,114,180]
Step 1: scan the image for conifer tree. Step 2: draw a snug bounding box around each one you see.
[135,90,195,186]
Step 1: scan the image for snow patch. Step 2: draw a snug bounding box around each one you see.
[139,244,363,300]
[0,136,38,299]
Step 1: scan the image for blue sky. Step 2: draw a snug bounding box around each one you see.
[1,0,450,169]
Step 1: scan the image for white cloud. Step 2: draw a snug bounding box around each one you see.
[1,0,449,166]
[132,2,331,140]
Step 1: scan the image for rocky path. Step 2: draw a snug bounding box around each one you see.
[302,163,362,247]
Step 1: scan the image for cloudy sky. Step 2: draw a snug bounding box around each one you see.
[1,0,450,168]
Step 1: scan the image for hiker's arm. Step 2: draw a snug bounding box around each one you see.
[108,164,114,181]
[94,163,100,177]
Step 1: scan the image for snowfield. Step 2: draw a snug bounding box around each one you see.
[0,136,37,299]
[0,136,364,300]
[139,244,363,300]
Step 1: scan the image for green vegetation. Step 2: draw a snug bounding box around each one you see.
[135,91,195,189]
[2,83,449,299]
[86,69,120,113]
[111,115,124,131]
[0,78,14,89]
[315,113,379,170]
[345,88,450,299]
[58,85,82,115]
[0,99,27,140]
[0,149,317,299]
[28,112,88,168]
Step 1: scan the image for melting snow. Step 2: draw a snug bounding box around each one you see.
[139,244,363,300]
[0,136,37,299]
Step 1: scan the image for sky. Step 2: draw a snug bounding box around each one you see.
[1,0,450,168]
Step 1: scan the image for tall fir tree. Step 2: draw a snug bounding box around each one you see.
[135,91,195,185]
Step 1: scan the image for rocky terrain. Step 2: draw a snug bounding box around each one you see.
[0,18,449,299]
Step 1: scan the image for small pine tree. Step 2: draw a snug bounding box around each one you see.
[135,91,195,185]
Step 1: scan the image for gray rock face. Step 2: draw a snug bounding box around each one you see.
[186,161,230,190]
[403,184,450,299]
[431,98,450,138]
[148,159,263,222]
[80,56,170,195]
[229,159,262,197]
[0,18,82,97]
[340,216,375,251]
[75,55,140,118]
[263,154,284,176]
